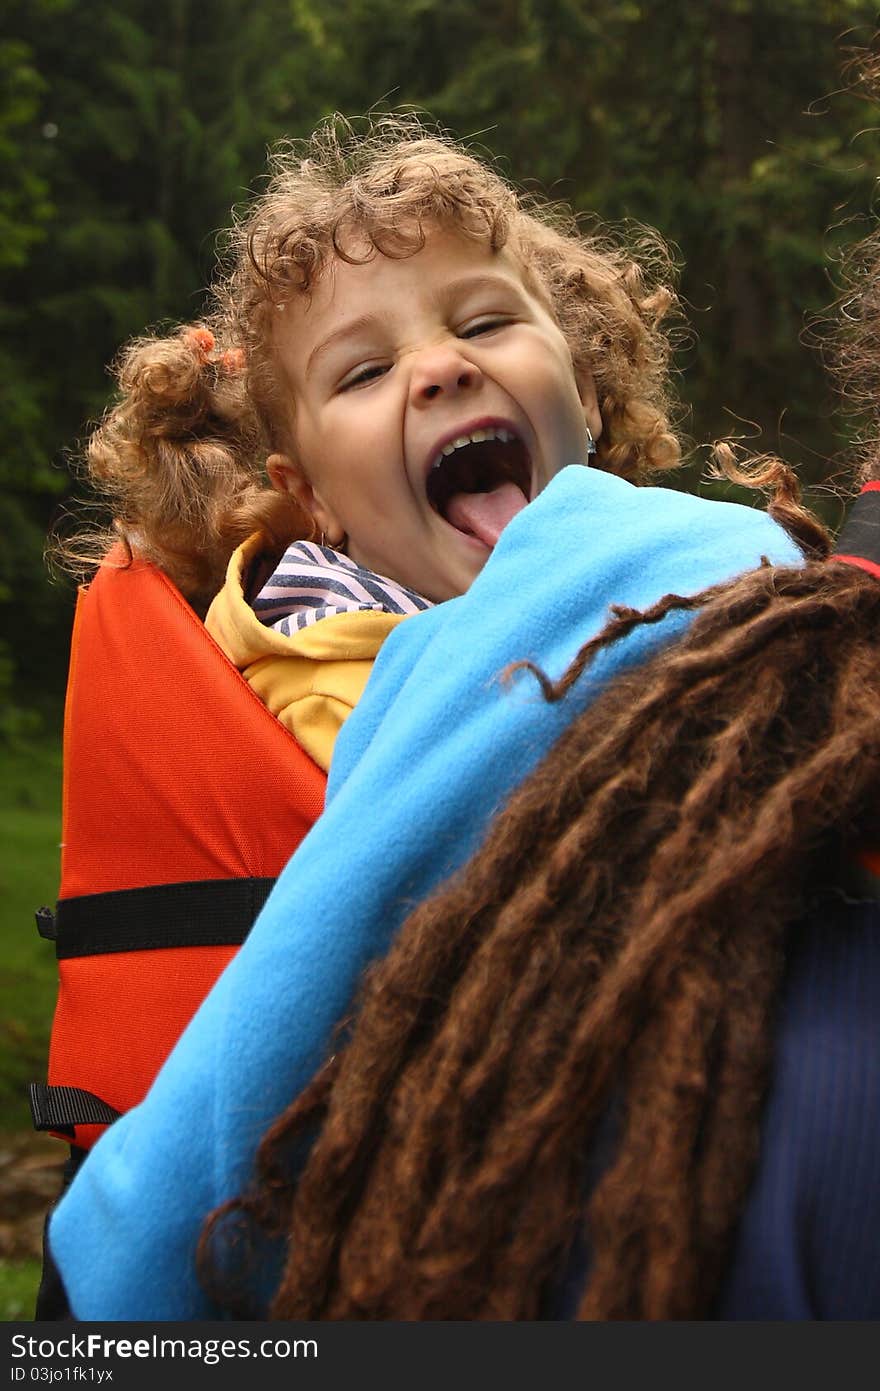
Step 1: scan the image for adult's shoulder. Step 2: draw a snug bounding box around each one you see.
[717,895,880,1319]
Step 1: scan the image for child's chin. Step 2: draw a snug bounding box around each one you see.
[446,546,495,600]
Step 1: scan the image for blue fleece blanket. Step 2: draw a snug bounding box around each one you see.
[49,466,802,1318]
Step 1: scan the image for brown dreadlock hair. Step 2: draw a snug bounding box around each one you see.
[198,464,880,1317]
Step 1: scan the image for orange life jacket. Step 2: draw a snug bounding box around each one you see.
[31,552,327,1149]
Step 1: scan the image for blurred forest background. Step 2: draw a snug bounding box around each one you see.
[1,0,880,1313]
[3,0,880,726]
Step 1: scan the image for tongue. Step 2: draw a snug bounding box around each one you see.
[445,480,529,547]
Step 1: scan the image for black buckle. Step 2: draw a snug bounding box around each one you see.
[35,906,57,941]
[29,1082,121,1137]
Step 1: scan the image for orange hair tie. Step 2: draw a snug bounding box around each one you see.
[184,329,245,375]
[219,347,246,375]
[186,327,216,357]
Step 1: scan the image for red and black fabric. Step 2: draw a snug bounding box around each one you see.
[833,481,880,579]
[32,551,327,1149]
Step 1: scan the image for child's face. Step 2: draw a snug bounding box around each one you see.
[268,227,600,601]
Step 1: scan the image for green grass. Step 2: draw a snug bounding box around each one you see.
[0,1258,41,1319]
[0,734,63,1323]
[0,734,63,1133]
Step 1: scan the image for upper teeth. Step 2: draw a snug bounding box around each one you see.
[432,427,515,468]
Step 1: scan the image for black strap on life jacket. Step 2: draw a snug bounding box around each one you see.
[29,1083,121,1138]
[30,876,276,1138]
[36,875,276,957]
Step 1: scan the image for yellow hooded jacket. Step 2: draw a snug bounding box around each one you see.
[205,533,410,772]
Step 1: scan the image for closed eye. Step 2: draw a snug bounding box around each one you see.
[338,362,389,392]
[459,316,512,339]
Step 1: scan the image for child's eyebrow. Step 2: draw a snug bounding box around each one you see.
[306,314,380,378]
[305,273,525,378]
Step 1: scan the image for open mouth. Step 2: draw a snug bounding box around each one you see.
[426,427,532,547]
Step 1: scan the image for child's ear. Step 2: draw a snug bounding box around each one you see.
[267,453,310,506]
[266,454,345,546]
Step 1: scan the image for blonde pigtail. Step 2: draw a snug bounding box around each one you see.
[56,324,306,613]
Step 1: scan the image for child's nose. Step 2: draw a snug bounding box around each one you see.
[410,344,482,404]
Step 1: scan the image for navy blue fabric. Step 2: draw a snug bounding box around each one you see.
[716,895,880,1319]
[552,896,880,1319]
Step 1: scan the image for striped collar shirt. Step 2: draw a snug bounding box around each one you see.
[251,540,433,636]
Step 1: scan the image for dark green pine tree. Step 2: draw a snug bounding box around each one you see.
[0,0,330,714]
[300,0,880,492]
[0,6,65,733]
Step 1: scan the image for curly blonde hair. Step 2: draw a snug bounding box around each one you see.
[834,228,880,485]
[822,49,880,489]
[63,114,684,611]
